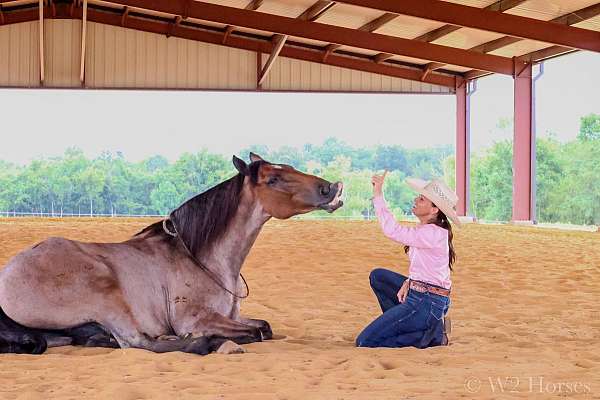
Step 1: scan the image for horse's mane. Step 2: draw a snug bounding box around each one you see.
[136,162,262,256]
[136,173,246,256]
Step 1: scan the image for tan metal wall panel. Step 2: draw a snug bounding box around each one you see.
[1,21,450,93]
[0,21,40,87]
[85,23,256,89]
[44,19,81,87]
[262,55,451,93]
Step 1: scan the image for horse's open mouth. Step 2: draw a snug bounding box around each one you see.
[319,183,344,213]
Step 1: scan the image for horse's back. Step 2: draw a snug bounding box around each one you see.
[0,236,120,330]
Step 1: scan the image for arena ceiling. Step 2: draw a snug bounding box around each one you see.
[0,0,599,89]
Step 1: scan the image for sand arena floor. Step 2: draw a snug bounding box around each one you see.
[0,218,598,399]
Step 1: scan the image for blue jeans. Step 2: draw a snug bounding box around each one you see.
[356,268,450,348]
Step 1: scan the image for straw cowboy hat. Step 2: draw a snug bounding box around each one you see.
[406,178,461,225]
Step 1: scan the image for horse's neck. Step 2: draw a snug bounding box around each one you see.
[197,188,269,281]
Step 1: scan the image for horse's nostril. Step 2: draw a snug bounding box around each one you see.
[320,185,330,196]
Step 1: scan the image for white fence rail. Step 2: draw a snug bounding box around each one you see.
[0,211,164,218]
[0,210,385,221]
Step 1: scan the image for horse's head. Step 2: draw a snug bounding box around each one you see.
[233,153,343,219]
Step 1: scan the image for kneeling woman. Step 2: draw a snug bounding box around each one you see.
[356,172,459,348]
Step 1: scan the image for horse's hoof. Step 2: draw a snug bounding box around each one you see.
[259,322,273,340]
[216,340,245,355]
[251,319,273,340]
[183,336,211,355]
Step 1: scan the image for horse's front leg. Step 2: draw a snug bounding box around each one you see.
[230,298,273,340]
[236,317,273,340]
[172,311,263,354]
[199,312,264,344]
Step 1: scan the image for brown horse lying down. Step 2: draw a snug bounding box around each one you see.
[0,153,343,355]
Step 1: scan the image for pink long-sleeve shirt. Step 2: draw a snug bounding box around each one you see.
[373,196,452,289]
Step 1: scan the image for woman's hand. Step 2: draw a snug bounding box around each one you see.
[371,170,388,197]
[397,279,409,303]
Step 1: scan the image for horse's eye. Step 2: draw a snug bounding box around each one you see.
[267,176,278,185]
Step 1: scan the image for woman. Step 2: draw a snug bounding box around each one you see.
[356,172,459,348]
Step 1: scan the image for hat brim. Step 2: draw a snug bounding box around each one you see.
[406,178,461,226]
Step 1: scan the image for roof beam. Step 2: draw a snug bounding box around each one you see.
[372,0,527,74]
[355,11,396,32]
[79,0,88,84]
[552,3,600,25]
[245,0,263,10]
[464,45,578,80]
[26,4,457,88]
[38,0,44,84]
[462,3,600,80]
[323,12,396,58]
[333,0,600,53]
[258,34,287,85]
[92,7,459,87]
[105,0,520,75]
[1,3,459,88]
[0,5,38,24]
[519,46,577,63]
[469,3,600,55]
[413,0,528,43]
[297,0,335,21]
[121,6,129,26]
[222,0,263,44]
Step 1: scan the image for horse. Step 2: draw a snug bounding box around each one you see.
[0,153,343,355]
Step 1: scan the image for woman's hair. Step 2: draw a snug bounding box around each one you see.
[404,204,456,271]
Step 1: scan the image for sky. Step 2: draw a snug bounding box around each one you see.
[0,51,598,165]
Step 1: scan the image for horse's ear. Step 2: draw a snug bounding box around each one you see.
[249,152,264,163]
[233,155,249,176]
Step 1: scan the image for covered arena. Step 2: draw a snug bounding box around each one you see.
[0,217,599,398]
[1,0,599,398]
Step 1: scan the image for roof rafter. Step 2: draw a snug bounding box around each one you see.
[414,0,528,43]
[0,3,461,88]
[462,3,600,80]
[333,0,600,53]
[258,34,287,85]
[222,0,263,45]
[102,0,522,75]
[297,0,335,21]
[323,12,396,60]
[372,0,528,68]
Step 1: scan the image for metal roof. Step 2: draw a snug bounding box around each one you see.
[0,0,599,89]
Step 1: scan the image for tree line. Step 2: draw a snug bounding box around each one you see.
[0,113,598,225]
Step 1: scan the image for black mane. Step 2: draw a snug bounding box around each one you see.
[136,162,263,256]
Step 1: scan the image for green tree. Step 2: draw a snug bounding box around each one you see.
[554,139,600,224]
[76,167,105,215]
[269,146,306,169]
[238,145,270,161]
[383,170,413,216]
[150,181,180,215]
[306,137,353,166]
[374,145,408,173]
[577,113,600,141]
[535,138,564,223]
[471,140,513,221]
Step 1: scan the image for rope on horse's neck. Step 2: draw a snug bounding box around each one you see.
[162,217,249,299]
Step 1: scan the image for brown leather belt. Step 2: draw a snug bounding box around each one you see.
[409,280,451,297]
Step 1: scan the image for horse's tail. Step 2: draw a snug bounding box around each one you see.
[0,307,47,354]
